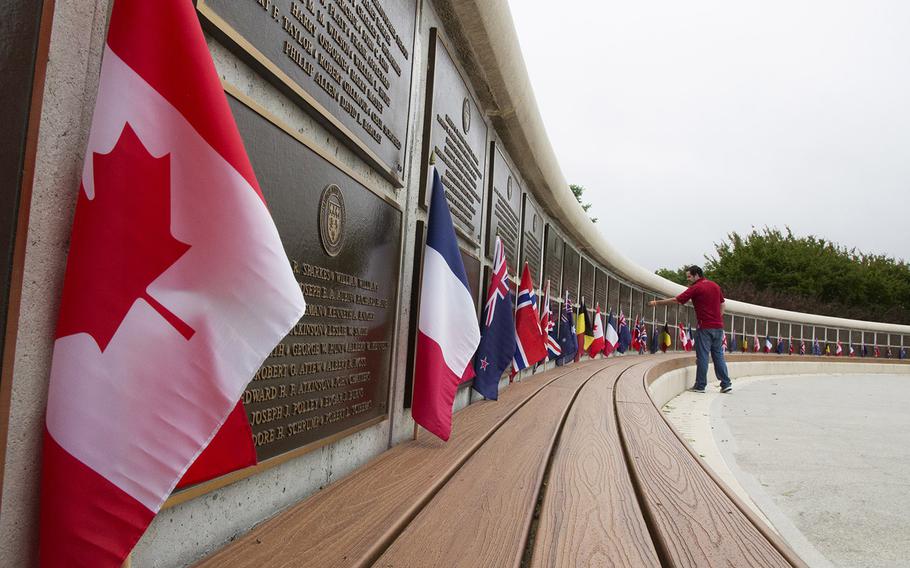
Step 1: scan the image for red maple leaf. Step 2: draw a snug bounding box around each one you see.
[56,123,194,351]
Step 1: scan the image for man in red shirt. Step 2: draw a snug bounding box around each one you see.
[649,265,732,393]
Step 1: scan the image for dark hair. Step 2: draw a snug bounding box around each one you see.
[686,265,704,278]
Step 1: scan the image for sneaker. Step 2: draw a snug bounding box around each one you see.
[720,385,733,393]
[687,387,706,393]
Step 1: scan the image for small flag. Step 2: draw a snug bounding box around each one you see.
[753,334,761,353]
[722,333,729,352]
[603,310,619,357]
[472,236,516,400]
[588,305,606,357]
[631,315,641,351]
[576,299,593,360]
[617,312,632,353]
[776,336,784,354]
[638,321,649,354]
[649,324,659,354]
[835,341,843,356]
[659,325,672,353]
[556,291,578,365]
[800,341,807,355]
[539,280,561,360]
[512,263,548,374]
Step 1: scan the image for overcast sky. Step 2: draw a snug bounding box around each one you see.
[508,1,910,272]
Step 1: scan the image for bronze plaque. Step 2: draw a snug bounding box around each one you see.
[486,143,521,267]
[631,289,644,320]
[543,225,564,296]
[594,269,607,311]
[562,244,580,303]
[230,95,400,461]
[579,258,594,307]
[199,0,416,185]
[420,29,488,245]
[520,194,544,286]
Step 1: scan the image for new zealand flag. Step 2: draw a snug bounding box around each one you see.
[473,237,516,400]
[556,291,578,365]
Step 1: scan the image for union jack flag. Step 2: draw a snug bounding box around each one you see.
[540,279,561,358]
[484,236,510,327]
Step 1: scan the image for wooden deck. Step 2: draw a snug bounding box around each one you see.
[196,354,814,568]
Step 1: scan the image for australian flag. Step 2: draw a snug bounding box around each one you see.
[473,237,516,400]
[556,291,578,365]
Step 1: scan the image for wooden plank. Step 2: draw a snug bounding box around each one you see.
[373,361,620,567]
[615,373,795,568]
[530,362,660,568]
[195,363,582,568]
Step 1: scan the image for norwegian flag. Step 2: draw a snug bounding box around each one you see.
[539,279,561,359]
[512,263,547,373]
[38,2,307,565]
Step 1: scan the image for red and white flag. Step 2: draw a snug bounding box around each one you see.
[39,2,306,566]
[587,305,605,357]
[539,279,561,358]
[677,322,688,351]
[835,341,843,356]
[753,334,761,352]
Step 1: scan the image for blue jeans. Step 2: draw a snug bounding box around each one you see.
[694,328,731,389]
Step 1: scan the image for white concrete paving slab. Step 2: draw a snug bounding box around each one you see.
[664,372,910,568]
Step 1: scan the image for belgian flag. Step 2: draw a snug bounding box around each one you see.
[659,324,672,353]
[575,299,593,361]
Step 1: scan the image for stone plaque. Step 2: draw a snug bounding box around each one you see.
[543,225,564,296]
[520,193,544,286]
[486,143,521,268]
[631,289,644,320]
[199,0,416,185]
[420,29,488,245]
[230,94,400,461]
[579,258,594,307]
[562,244,580,303]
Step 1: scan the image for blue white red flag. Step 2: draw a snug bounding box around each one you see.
[540,280,561,360]
[764,335,772,353]
[412,169,481,441]
[603,311,618,356]
[616,312,632,353]
[512,263,547,373]
[472,236,516,400]
[556,291,577,365]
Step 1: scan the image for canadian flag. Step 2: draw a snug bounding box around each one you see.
[39,2,306,566]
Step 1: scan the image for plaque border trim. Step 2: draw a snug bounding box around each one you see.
[223,82,403,213]
[197,0,417,188]
[417,27,489,249]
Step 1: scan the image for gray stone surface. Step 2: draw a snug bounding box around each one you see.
[715,374,910,568]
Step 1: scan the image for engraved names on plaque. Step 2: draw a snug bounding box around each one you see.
[562,244,580,302]
[421,29,488,245]
[229,95,401,461]
[486,144,521,267]
[520,194,543,285]
[198,0,417,185]
[543,225,564,295]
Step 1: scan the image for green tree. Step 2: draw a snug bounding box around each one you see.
[704,227,910,324]
[655,266,688,285]
[570,184,597,224]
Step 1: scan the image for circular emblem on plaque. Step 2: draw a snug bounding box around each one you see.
[319,184,346,257]
[507,176,513,200]
[462,98,471,134]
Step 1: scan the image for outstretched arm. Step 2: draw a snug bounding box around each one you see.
[649,297,679,307]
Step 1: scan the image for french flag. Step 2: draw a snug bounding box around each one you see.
[412,169,480,441]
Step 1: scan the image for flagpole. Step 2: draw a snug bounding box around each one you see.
[122,555,131,568]
[412,422,419,441]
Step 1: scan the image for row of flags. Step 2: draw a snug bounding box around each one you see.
[721,332,905,360]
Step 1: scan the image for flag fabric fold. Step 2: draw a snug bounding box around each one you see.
[472,236,516,400]
[616,312,632,353]
[576,299,593,360]
[413,168,481,441]
[659,325,672,353]
[39,1,307,564]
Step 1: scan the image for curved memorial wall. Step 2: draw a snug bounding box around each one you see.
[1,0,908,565]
